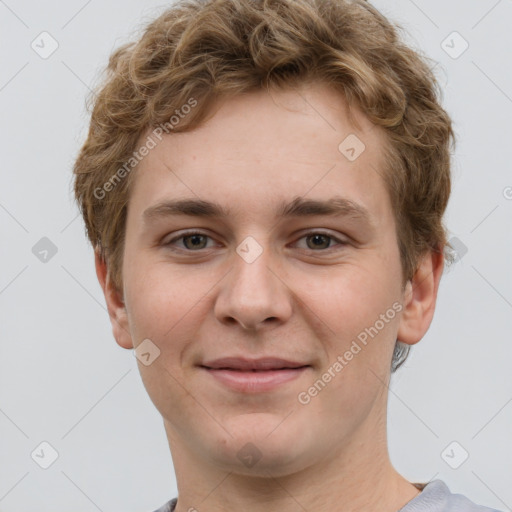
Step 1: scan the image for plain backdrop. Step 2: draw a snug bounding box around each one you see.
[1,0,511,511]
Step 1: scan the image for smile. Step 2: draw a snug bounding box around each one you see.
[201,367,310,393]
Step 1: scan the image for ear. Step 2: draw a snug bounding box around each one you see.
[94,249,134,349]
[397,248,444,345]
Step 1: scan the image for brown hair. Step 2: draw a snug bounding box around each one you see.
[73,0,455,371]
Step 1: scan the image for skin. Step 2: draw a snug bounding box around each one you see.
[96,81,444,512]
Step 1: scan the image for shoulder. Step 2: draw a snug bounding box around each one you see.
[149,485,503,512]
[400,480,503,512]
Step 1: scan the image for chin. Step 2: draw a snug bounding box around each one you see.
[206,422,317,475]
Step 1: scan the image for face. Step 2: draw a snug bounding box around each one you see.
[103,82,438,477]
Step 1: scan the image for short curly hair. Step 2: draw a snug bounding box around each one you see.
[73,0,455,372]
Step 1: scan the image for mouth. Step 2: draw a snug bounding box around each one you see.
[199,361,311,393]
[200,356,310,372]
[200,366,310,371]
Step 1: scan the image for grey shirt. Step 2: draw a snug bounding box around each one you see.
[152,479,503,512]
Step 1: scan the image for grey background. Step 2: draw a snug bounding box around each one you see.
[1,0,511,510]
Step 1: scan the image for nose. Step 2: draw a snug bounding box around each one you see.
[214,241,293,331]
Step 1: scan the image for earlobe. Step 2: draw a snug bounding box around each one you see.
[396,249,444,346]
[94,249,134,350]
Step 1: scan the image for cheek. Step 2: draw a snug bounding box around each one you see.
[303,267,401,383]
[300,263,395,328]
[123,267,201,416]
[123,263,191,348]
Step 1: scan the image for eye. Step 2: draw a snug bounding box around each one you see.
[294,231,347,251]
[162,230,348,253]
[163,231,216,251]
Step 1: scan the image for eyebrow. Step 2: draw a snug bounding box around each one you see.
[143,196,374,226]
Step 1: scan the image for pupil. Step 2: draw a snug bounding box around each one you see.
[186,235,205,249]
[309,234,328,249]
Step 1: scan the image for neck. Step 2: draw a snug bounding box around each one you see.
[164,401,421,512]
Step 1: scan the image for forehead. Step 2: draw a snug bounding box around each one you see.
[164,83,380,164]
[129,82,393,226]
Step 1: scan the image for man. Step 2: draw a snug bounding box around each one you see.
[73,0,502,510]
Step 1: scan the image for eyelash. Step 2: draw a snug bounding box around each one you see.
[162,230,348,253]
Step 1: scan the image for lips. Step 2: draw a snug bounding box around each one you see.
[199,356,313,393]
[199,357,311,393]
[200,357,310,371]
